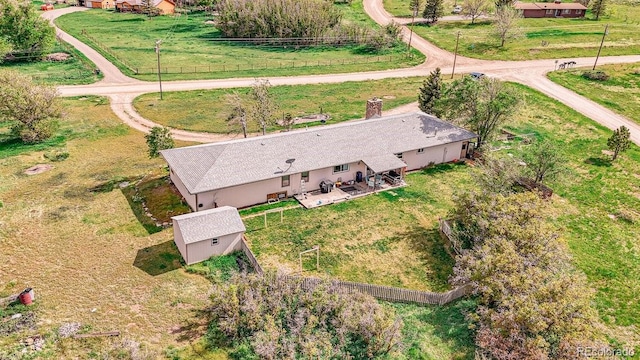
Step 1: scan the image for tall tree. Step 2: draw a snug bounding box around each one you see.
[591,0,606,20]
[436,77,520,150]
[409,0,423,16]
[422,0,444,23]
[462,0,489,24]
[494,0,513,8]
[450,190,601,359]
[225,92,249,138]
[493,5,522,47]
[418,67,442,115]
[523,139,564,184]
[0,0,55,60]
[607,125,631,161]
[145,126,174,158]
[0,70,60,143]
[248,79,278,136]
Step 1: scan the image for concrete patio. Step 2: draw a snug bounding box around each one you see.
[294,180,407,209]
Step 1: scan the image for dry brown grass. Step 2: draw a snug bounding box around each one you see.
[0,97,211,357]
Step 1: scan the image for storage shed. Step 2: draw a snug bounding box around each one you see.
[172,206,246,265]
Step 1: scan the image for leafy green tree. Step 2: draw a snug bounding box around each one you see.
[493,5,522,47]
[450,190,601,359]
[0,0,56,60]
[0,37,11,62]
[522,139,564,184]
[494,0,513,8]
[422,0,444,23]
[0,70,60,143]
[436,77,520,150]
[249,79,278,135]
[409,0,423,16]
[145,126,174,158]
[591,0,606,20]
[208,272,403,359]
[607,125,631,161]
[418,68,442,115]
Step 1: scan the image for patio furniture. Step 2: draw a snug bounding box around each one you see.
[367,178,375,189]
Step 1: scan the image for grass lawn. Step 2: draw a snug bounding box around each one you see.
[384,0,459,18]
[0,96,211,357]
[134,77,425,133]
[410,2,640,60]
[54,5,424,81]
[0,41,100,85]
[244,163,472,292]
[548,62,640,124]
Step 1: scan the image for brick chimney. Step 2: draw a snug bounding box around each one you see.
[365,98,383,119]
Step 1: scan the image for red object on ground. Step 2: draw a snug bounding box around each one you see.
[40,4,54,10]
[19,289,33,305]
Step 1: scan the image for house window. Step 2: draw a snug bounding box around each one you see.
[211,238,219,246]
[395,153,403,159]
[563,9,570,14]
[281,175,290,187]
[546,9,553,14]
[417,148,425,154]
[333,164,349,173]
[575,9,582,14]
[301,171,309,183]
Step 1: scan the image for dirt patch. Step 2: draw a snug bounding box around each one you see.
[46,52,70,62]
[382,95,396,99]
[601,149,615,156]
[277,113,331,126]
[24,164,53,176]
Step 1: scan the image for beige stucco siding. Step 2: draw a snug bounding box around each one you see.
[185,233,242,265]
[170,169,197,211]
[402,141,465,171]
[156,0,175,14]
[172,222,188,263]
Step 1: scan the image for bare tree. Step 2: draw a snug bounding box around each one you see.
[225,92,249,138]
[462,0,489,24]
[522,139,564,184]
[248,79,278,135]
[493,5,522,47]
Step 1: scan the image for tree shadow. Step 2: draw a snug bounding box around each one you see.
[422,299,477,359]
[400,227,455,291]
[169,308,214,343]
[119,186,163,235]
[585,156,612,167]
[133,240,183,276]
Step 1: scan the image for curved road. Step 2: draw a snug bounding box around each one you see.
[48,4,640,144]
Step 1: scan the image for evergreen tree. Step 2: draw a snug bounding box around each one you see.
[418,68,442,115]
[422,0,444,23]
[591,0,606,20]
[607,125,631,161]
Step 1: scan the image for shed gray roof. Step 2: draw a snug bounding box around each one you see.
[161,111,476,194]
[172,206,245,244]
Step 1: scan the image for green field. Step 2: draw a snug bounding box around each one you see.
[134,77,425,133]
[410,3,640,60]
[384,0,460,17]
[0,42,100,85]
[548,62,640,124]
[54,5,424,81]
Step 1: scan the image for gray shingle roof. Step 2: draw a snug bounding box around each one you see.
[172,206,245,244]
[161,111,476,194]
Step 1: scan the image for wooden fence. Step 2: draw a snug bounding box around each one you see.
[276,275,471,306]
[240,236,263,276]
[439,218,462,256]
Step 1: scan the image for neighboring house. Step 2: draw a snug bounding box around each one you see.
[161,111,477,210]
[85,0,115,8]
[514,1,587,18]
[172,206,246,265]
[115,0,175,14]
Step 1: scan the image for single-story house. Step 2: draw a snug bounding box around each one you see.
[161,111,477,210]
[84,0,114,8]
[514,1,587,18]
[172,206,246,265]
[115,0,175,14]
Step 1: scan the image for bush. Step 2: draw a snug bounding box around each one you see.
[44,149,69,162]
[581,70,609,81]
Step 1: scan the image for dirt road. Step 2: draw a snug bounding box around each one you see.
[46,5,640,145]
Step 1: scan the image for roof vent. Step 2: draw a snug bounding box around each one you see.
[261,142,265,145]
[553,0,561,3]
[317,133,321,136]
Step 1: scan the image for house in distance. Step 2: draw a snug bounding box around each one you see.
[161,111,477,210]
[514,0,587,18]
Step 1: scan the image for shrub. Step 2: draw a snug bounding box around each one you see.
[216,0,341,40]
[581,70,609,81]
[44,149,69,162]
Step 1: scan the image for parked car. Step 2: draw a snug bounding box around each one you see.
[452,5,462,14]
[470,72,486,80]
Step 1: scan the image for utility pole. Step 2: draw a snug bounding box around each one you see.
[593,24,608,71]
[451,31,460,79]
[155,39,163,100]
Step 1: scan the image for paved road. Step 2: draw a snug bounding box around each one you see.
[48,5,640,144]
